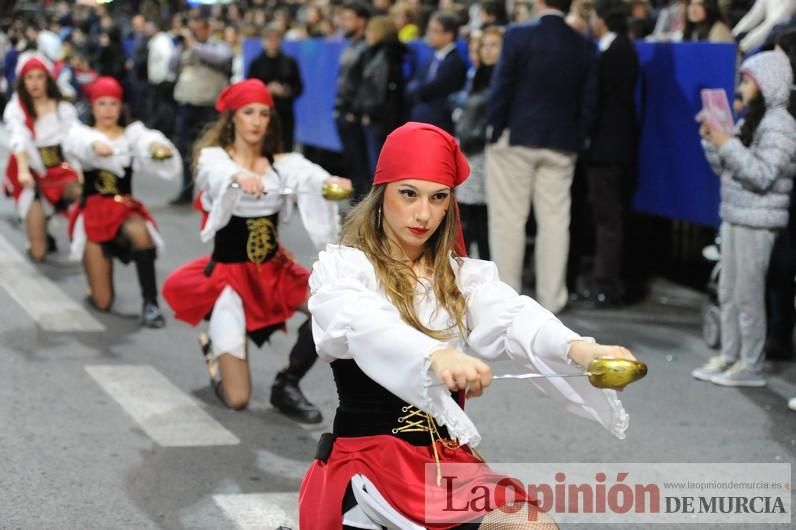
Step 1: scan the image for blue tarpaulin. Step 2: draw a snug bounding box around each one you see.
[243,39,737,226]
[634,42,736,227]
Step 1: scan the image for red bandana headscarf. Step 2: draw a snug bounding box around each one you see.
[85,76,124,103]
[373,122,471,256]
[215,79,274,112]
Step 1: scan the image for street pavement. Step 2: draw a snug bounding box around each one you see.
[1,128,794,529]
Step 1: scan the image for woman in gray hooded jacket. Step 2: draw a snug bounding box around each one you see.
[693,50,796,387]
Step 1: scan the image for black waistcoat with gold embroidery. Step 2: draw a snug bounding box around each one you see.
[82,166,133,200]
[212,214,279,264]
[38,144,66,168]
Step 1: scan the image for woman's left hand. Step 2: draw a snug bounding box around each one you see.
[324,176,352,190]
[567,341,638,391]
[149,142,173,159]
[708,126,729,148]
[568,342,637,368]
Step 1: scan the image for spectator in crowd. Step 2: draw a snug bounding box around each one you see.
[94,26,126,84]
[455,26,503,260]
[334,1,372,198]
[391,2,421,42]
[567,0,596,36]
[29,17,63,63]
[629,0,658,39]
[128,14,150,119]
[353,15,407,175]
[146,17,177,138]
[652,0,687,39]
[693,51,796,387]
[486,0,597,313]
[765,30,796,367]
[478,0,509,29]
[733,0,796,54]
[513,1,535,23]
[579,0,639,308]
[223,25,244,83]
[374,0,396,15]
[682,0,734,42]
[406,10,467,134]
[170,15,232,205]
[302,4,331,38]
[248,24,304,152]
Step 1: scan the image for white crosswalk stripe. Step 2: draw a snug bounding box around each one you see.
[0,233,105,332]
[86,364,240,447]
[213,492,298,529]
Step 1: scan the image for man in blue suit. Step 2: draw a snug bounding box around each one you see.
[406,11,467,133]
[485,0,598,314]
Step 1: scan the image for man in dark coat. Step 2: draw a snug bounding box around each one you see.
[406,10,467,134]
[247,25,304,152]
[485,0,598,313]
[582,0,640,307]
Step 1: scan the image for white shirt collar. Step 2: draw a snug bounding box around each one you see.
[537,8,566,18]
[434,42,457,60]
[599,32,618,52]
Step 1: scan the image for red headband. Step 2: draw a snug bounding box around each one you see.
[373,122,471,256]
[18,57,50,78]
[373,122,470,188]
[86,76,124,103]
[215,79,274,112]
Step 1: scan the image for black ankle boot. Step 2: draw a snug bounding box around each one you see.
[270,372,322,424]
[141,299,166,328]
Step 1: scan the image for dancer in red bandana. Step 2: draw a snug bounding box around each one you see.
[2,52,81,261]
[162,79,351,422]
[299,122,639,529]
[62,76,181,327]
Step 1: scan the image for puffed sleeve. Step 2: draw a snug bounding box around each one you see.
[309,245,482,446]
[276,154,340,250]
[62,122,125,175]
[197,147,244,242]
[124,121,182,181]
[458,258,629,439]
[3,95,32,153]
[58,101,79,126]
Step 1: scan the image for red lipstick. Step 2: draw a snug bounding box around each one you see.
[409,227,429,235]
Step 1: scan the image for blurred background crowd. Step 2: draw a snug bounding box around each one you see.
[2,0,796,361]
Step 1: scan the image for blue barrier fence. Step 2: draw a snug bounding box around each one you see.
[243,39,737,227]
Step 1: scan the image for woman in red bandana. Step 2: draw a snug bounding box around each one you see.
[162,79,351,422]
[62,76,181,328]
[299,122,639,529]
[2,52,81,261]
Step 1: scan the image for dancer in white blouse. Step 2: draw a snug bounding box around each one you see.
[162,79,351,422]
[2,52,81,261]
[299,122,638,529]
[63,76,181,327]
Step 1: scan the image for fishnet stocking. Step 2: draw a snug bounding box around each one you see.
[478,502,559,529]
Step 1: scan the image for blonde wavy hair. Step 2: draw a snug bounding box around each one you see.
[340,185,468,341]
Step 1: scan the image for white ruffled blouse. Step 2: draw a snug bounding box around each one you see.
[309,245,629,447]
[63,121,182,181]
[3,95,79,174]
[196,147,339,250]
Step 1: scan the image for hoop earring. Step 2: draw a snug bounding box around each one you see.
[377,206,382,230]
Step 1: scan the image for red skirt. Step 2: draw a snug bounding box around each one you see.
[68,195,156,243]
[4,154,79,211]
[162,250,310,338]
[299,435,534,529]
